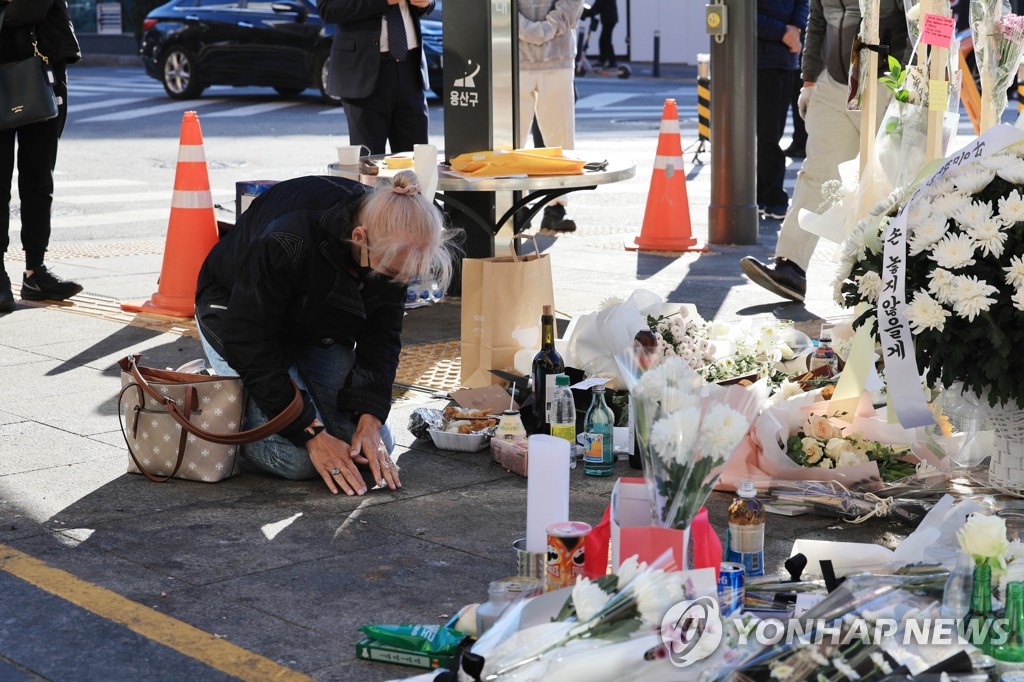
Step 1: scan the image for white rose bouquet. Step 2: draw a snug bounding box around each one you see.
[785,413,918,483]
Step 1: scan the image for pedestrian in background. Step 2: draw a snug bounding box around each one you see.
[0,0,82,313]
[589,0,618,68]
[519,0,584,232]
[784,63,808,158]
[316,0,434,156]
[741,0,908,303]
[756,0,808,221]
[195,173,459,496]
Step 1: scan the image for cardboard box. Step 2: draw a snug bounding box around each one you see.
[610,477,688,571]
[491,436,529,477]
[355,637,456,670]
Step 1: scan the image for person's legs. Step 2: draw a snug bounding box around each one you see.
[774,72,861,270]
[197,329,394,481]
[756,68,794,213]
[343,60,397,156]
[0,127,14,312]
[785,73,808,156]
[387,54,429,153]
[598,19,617,66]
[533,68,578,230]
[518,70,542,148]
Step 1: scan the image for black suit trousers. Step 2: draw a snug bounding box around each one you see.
[342,53,428,156]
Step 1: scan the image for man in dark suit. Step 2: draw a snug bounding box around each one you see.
[317,0,435,155]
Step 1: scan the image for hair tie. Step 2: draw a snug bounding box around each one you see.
[392,183,421,196]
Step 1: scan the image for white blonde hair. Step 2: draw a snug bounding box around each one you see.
[358,170,461,288]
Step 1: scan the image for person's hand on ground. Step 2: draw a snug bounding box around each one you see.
[349,414,402,490]
[307,431,368,496]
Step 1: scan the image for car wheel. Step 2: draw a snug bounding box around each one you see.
[160,46,204,99]
[315,50,343,106]
[274,86,305,96]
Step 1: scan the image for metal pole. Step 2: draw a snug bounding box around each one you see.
[708,0,757,245]
[652,30,660,78]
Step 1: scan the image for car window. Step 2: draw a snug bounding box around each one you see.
[242,0,314,10]
[194,0,241,7]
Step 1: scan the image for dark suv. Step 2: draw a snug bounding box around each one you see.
[141,0,442,103]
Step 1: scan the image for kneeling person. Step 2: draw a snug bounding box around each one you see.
[195,172,458,495]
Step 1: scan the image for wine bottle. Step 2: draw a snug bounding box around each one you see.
[531,305,564,433]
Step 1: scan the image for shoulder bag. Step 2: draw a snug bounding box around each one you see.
[117,355,304,483]
[0,7,59,131]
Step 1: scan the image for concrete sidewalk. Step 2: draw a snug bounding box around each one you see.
[1,120,901,680]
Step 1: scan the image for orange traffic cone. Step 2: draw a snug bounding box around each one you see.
[121,111,219,318]
[627,99,707,253]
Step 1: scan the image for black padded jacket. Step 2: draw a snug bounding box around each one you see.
[195,176,406,447]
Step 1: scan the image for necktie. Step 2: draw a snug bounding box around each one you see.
[387,5,409,61]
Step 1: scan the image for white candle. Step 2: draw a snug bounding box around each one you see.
[526,435,570,553]
[413,144,438,203]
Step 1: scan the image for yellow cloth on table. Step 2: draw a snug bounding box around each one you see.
[449,147,585,177]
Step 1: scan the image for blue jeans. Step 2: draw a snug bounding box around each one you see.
[197,329,394,480]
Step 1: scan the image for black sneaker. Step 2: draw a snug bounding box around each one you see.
[762,205,788,220]
[0,272,13,313]
[739,256,806,302]
[21,266,83,301]
[540,205,577,232]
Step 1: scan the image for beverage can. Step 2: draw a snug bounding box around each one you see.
[718,562,745,617]
[545,521,591,592]
[493,576,544,601]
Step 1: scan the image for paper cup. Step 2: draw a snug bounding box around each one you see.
[337,144,369,166]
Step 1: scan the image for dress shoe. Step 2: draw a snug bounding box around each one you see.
[783,145,806,159]
[0,272,13,313]
[739,256,806,302]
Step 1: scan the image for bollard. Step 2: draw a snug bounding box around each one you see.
[653,31,660,78]
[694,53,711,162]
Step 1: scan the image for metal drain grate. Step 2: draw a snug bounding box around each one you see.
[11,285,465,394]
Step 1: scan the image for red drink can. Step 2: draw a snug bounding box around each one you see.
[545,521,591,592]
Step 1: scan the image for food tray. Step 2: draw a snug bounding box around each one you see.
[428,429,490,452]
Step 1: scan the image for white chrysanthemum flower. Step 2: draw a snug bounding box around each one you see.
[928,268,957,304]
[929,191,970,218]
[1004,255,1024,287]
[999,190,1024,223]
[967,218,1008,258]
[615,555,648,586]
[572,576,612,622]
[660,387,701,415]
[599,295,624,311]
[770,664,795,679]
[864,217,887,255]
[649,408,701,466]
[908,213,951,255]
[869,651,893,675]
[905,198,931,225]
[841,225,869,263]
[634,569,684,628]
[856,270,883,302]
[954,199,993,228]
[832,657,862,680]
[1013,287,1024,312]
[906,290,951,333]
[954,167,996,194]
[700,403,750,460]
[950,275,999,322]
[997,157,1024,184]
[928,233,977,269]
[980,152,1015,171]
[924,176,957,197]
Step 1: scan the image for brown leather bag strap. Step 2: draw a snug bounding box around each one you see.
[122,355,305,446]
[117,382,183,482]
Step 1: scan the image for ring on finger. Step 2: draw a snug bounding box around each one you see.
[330,467,341,476]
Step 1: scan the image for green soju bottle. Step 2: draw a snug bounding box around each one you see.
[964,563,995,655]
[994,581,1024,674]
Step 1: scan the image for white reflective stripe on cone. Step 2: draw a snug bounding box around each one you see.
[659,119,681,134]
[177,145,207,163]
[171,190,214,209]
[653,155,684,170]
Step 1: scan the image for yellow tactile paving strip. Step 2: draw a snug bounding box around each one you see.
[11,285,464,394]
[0,544,314,682]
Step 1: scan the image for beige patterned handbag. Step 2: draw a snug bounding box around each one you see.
[117,355,302,482]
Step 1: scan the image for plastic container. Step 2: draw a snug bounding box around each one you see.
[427,429,490,452]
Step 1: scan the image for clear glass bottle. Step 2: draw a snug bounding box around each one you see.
[941,551,975,621]
[549,375,576,444]
[726,480,765,577]
[583,386,615,476]
[475,581,511,636]
[965,563,995,655]
[993,581,1024,673]
[531,305,564,434]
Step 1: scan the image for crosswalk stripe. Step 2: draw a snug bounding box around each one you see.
[69,97,150,114]
[575,92,634,109]
[56,179,149,189]
[204,101,305,117]
[58,189,232,205]
[51,207,172,227]
[79,99,226,122]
